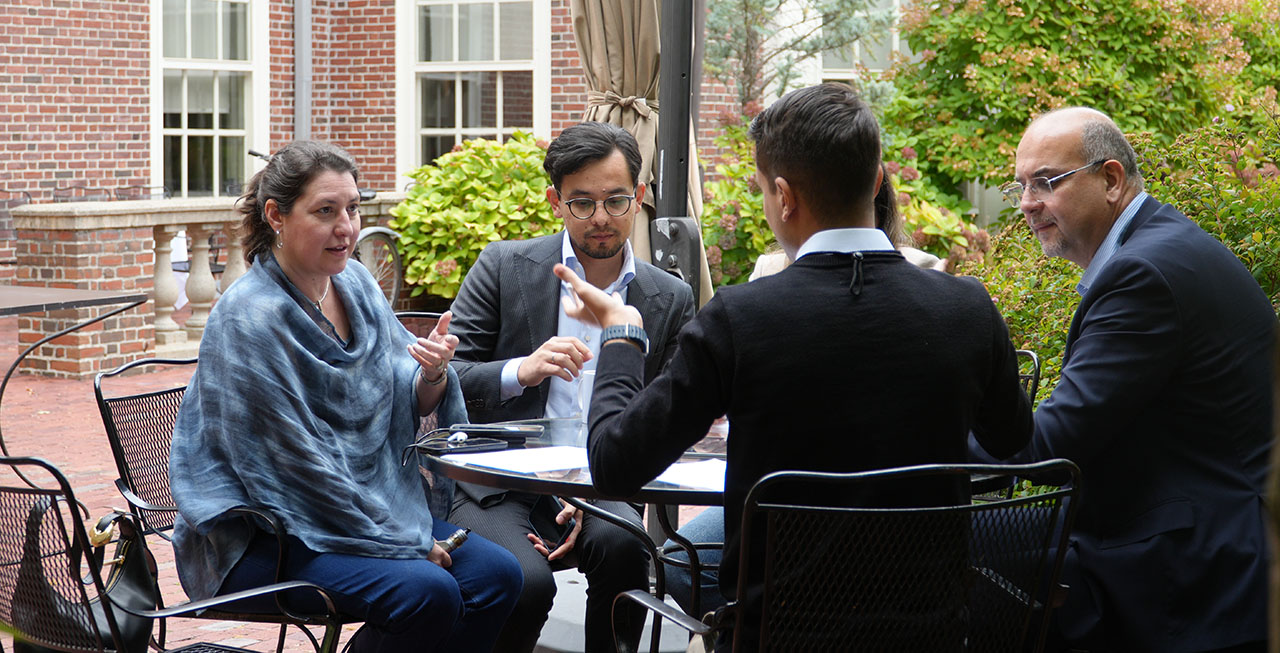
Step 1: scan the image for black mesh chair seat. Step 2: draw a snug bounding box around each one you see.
[94,358,352,653]
[616,460,1080,653]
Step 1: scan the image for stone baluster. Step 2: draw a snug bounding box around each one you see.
[152,225,187,346]
[221,223,247,291]
[184,224,217,339]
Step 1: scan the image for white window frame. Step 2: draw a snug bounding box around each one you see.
[150,0,269,196]
[820,0,906,83]
[395,0,550,186]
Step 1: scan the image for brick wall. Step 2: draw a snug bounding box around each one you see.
[0,0,151,276]
[549,0,587,137]
[268,0,297,152]
[326,0,398,190]
[14,226,154,377]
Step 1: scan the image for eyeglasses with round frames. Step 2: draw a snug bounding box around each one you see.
[999,159,1108,207]
[556,189,637,220]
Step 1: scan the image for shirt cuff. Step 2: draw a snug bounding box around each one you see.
[500,357,528,401]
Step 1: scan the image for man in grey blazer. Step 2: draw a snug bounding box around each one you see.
[448,122,696,653]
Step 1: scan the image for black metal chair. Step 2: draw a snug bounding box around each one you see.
[94,357,353,653]
[0,456,339,653]
[51,183,112,202]
[395,311,443,338]
[114,185,172,201]
[1016,349,1041,400]
[615,460,1081,652]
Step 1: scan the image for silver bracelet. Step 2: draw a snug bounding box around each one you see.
[422,367,448,386]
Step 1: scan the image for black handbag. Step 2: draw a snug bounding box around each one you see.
[13,502,160,653]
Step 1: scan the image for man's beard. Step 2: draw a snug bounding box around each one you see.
[575,228,625,259]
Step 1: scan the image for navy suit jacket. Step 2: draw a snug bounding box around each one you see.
[994,196,1275,651]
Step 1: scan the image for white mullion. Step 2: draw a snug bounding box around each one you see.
[496,70,504,132]
[216,0,224,59]
[415,60,531,73]
[166,59,253,72]
[212,72,221,197]
[181,70,189,196]
[184,0,192,59]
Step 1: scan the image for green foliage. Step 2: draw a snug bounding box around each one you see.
[955,221,1079,405]
[885,0,1272,187]
[701,115,772,287]
[389,132,560,299]
[882,140,989,266]
[1134,99,1280,311]
[705,0,891,108]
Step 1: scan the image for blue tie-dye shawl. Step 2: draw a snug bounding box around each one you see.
[170,250,465,600]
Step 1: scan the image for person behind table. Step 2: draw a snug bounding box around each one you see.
[169,140,522,653]
[748,166,944,280]
[446,121,696,652]
[970,107,1275,652]
[665,161,947,615]
[553,83,1033,650]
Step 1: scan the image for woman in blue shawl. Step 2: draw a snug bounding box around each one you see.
[170,141,521,652]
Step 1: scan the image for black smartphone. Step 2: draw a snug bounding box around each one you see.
[448,423,544,443]
[418,437,509,455]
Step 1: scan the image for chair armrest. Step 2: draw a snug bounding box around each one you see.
[112,579,340,622]
[114,478,176,514]
[224,505,319,622]
[614,589,710,637]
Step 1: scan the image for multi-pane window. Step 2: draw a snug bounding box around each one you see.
[416,0,536,165]
[822,0,908,81]
[161,0,251,197]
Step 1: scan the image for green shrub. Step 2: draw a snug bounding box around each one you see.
[881,140,990,267]
[884,0,1267,187]
[701,114,772,288]
[956,221,1078,405]
[1134,98,1280,311]
[390,132,560,298]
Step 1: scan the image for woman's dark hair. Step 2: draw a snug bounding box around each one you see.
[874,165,910,247]
[543,122,642,189]
[239,140,360,264]
[748,83,881,227]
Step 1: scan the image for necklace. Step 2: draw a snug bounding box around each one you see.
[312,278,331,312]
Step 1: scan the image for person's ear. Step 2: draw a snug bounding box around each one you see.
[1102,160,1126,202]
[634,183,646,207]
[263,198,284,231]
[546,186,565,218]
[775,177,795,222]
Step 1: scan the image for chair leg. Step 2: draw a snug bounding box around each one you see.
[275,624,288,653]
[319,623,343,653]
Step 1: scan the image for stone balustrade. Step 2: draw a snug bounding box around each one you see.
[11,192,405,378]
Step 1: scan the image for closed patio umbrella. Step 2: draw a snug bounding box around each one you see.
[572,0,714,304]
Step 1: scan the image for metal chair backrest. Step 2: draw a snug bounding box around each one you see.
[0,456,130,652]
[395,311,442,338]
[52,183,112,203]
[114,185,172,201]
[94,358,197,538]
[732,460,1080,652]
[1016,349,1041,400]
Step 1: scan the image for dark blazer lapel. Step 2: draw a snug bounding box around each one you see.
[626,265,675,381]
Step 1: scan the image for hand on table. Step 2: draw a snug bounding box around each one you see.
[517,336,592,387]
[409,310,458,384]
[553,264,642,330]
[527,499,583,562]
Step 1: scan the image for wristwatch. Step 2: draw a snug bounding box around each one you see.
[600,324,649,355]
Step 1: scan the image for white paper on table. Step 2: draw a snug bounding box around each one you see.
[443,446,589,474]
[655,459,726,492]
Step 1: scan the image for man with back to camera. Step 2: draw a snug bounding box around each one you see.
[551,82,1034,650]
[446,121,696,652]
[973,106,1275,651]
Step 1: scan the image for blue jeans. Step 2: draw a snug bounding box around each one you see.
[219,519,522,653]
[662,507,730,617]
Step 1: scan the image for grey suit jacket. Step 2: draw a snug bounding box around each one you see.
[450,231,696,425]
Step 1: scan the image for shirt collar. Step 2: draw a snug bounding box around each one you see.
[1077,191,1148,296]
[561,231,636,293]
[795,228,896,259]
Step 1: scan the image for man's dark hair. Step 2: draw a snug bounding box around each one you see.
[749,83,881,226]
[543,121,643,189]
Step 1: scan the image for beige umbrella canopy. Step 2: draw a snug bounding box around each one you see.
[572,0,714,304]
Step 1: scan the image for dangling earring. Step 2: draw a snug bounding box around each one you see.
[275,230,283,248]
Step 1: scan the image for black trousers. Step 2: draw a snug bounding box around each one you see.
[449,490,650,653]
